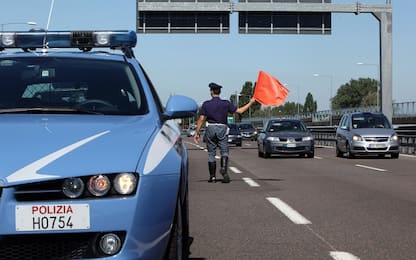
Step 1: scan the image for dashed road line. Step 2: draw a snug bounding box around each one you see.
[242,177,260,187]
[266,197,312,225]
[355,164,387,172]
[229,166,242,174]
[330,251,361,260]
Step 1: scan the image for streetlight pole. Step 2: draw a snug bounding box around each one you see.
[357,62,380,111]
[1,21,37,32]
[313,73,333,126]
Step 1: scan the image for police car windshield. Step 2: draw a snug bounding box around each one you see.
[0,57,147,115]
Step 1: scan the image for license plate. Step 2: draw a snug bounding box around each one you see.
[286,143,296,148]
[15,204,90,231]
[369,143,386,148]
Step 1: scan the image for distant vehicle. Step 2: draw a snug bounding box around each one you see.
[186,126,196,137]
[257,119,314,158]
[228,123,242,147]
[335,112,400,158]
[237,123,258,141]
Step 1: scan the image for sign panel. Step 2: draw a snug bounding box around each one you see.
[238,11,331,34]
[138,11,230,33]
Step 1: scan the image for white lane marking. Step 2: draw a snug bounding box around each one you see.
[355,164,387,172]
[242,177,260,187]
[314,156,323,160]
[266,197,311,225]
[7,131,110,183]
[229,166,242,174]
[330,251,361,260]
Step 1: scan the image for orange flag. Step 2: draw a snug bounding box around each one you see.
[253,70,289,106]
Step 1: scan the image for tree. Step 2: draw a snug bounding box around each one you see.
[303,92,317,113]
[230,81,261,121]
[332,78,377,109]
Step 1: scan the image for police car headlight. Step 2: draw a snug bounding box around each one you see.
[114,173,137,195]
[62,178,85,198]
[88,175,111,197]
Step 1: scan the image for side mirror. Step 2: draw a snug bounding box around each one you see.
[163,95,198,120]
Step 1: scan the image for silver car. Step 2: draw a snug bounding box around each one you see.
[257,119,314,158]
[335,112,400,158]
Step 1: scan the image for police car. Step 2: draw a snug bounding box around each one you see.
[0,30,197,259]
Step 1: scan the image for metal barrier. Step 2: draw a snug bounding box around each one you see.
[309,126,416,155]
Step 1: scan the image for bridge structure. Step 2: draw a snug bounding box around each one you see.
[137,0,394,122]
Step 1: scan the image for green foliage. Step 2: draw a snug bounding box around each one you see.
[332,78,377,109]
[303,92,317,113]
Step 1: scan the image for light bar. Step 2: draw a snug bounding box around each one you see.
[0,30,137,50]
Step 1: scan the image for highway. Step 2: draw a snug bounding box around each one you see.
[184,137,416,260]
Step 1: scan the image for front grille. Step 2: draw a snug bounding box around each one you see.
[279,137,302,142]
[364,137,389,142]
[0,232,125,259]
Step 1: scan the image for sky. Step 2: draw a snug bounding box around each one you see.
[1,0,414,111]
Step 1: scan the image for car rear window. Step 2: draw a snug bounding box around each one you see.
[0,57,148,115]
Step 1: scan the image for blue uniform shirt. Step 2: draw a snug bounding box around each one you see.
[200,97,237,124]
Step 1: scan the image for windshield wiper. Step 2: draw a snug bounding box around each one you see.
[0,107,103,115]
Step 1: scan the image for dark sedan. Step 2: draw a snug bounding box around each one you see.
[228,123,242,147]
[257,119,314,158]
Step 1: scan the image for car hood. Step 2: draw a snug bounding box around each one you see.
[0,115,156,186]
[351,128,396,136]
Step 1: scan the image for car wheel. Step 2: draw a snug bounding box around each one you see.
[165,195,188,260]
[307,151,314,158]
[237,143,242,147]
[335,142,343,157]
[263,151,271,158]
[258,150,263,157]
[391,153,399,159]
[346,143,354,159]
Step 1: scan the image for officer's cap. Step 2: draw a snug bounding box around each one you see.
[209,82,222,90]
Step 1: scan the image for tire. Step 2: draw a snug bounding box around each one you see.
[165,195,189,260]
[346,143,354,159]
[335,142,343,157]
[307,151,314,158]
[263,151,271,159]
[391,153,399,159]
[258,150,263,157]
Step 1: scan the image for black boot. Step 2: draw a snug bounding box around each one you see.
[220,156,230,183]
[208,162,216,183]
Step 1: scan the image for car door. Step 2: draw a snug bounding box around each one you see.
[336,115,349,152]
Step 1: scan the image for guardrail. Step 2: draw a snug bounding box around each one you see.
[309,125,416,155]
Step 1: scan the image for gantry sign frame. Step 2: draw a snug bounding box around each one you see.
[137,1,393,122]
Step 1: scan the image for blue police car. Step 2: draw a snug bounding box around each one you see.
[0,30,197,259]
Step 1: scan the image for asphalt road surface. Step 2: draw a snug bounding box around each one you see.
[184,137,416,260]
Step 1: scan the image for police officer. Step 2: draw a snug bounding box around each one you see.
[194,82,257,183]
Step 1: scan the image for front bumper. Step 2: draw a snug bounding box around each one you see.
[351,140,400,155]
[265,141,314,154]
[0,175,179,259]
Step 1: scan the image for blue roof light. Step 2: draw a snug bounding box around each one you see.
[0,30,137,50]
